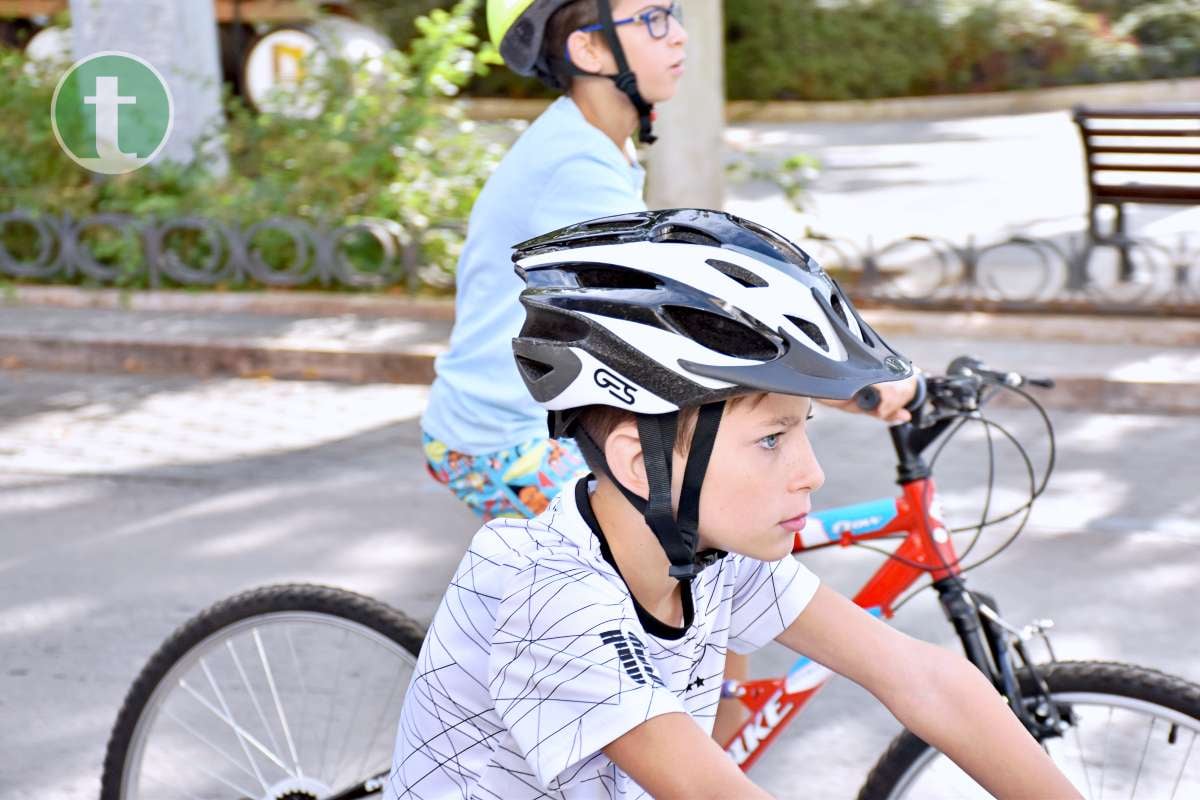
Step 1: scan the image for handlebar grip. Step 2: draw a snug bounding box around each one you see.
[854,372,927,415]
[854,386,881,412]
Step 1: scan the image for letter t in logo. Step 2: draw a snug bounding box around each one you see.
[85,76,137,162]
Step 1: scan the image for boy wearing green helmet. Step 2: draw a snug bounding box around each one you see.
[421,0,686,535]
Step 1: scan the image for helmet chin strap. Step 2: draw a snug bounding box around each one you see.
[566,402,726,582]
[567,0,658,144]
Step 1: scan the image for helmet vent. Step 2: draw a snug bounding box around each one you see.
[830,292,873,347]
[662,305,778,360]
[785,315,829,352]
[515,355,553,381]
[567,264,662,291]
[705,258,768,288]
[653,225,722,247]
[518,308,590,343]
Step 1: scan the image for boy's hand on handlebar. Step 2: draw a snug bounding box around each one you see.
[822,373,921,424]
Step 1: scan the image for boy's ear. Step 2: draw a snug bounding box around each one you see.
[604,418,647,498]
[565,28,607,74]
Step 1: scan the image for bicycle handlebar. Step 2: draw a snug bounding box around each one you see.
[853,356,1053,419]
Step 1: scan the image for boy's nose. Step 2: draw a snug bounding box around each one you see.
[670,15,688,46]
[789,458,824,495]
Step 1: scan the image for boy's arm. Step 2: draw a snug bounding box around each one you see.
[776,585,1082,799]
[603,712,772,800]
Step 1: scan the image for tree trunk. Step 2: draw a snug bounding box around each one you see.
[69,0,226,173]
[645,0,725,211]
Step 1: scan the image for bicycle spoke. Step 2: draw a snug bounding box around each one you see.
[200,657,269,790]
[1100,706,1113,800]
[226,638,285,760]
[284,623,311,776]
[179,676,293,776]
[161,704,266,788]
[318,628,351,781]
[149,739,255,800]
[331,635,376,786]
[1129,716,1155,798]
[355,656,408,783]
[1074,721,1097,800]
[256,626,303,775]
[1169,730,1196,800]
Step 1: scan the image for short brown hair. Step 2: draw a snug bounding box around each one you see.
[573,394,768,475]
[542,0,600,91]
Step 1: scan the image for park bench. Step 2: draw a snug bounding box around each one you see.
[1072,105,1200,277]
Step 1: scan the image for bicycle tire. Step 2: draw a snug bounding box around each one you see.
[100,583,425,800]
[857,660,1200,800]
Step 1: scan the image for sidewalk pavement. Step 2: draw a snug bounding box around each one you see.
[3,286,1199,415]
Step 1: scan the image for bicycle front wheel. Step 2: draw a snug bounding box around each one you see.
[858,661,1200,800]
[101,584,425,800]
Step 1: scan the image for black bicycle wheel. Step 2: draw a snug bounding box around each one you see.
[858,661,1200,800]
[101,584,426,800]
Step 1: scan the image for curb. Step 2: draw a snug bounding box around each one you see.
[3,285,456,321]
[461,78,1200,124]
[0,336,437,385]
[4,288,1199,415]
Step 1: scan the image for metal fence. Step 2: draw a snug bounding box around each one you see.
[801,230,1200,315]
[0,211,464,292]
[3,210,1199,315]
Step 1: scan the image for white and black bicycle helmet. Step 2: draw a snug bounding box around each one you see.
[511,209,912,580]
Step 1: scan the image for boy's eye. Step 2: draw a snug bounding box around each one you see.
[759,433,781,450]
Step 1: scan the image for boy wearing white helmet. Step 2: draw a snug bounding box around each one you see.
[387,210,1080,800]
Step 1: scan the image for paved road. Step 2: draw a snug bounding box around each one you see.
[2,368,1196,799]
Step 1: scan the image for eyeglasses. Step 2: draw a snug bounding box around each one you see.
[578,2,682,41]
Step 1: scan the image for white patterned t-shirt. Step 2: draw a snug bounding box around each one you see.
[384,476,820,800]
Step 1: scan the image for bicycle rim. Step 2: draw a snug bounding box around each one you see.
[121,610,416,800]
[885,692,1200,800]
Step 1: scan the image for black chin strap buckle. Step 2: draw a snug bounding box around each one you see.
[611,71,657,145]
[669,562,701,581]
[613,70,639,96]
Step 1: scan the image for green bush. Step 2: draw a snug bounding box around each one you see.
[941,0,1141,91]
[354,0,1191,101]
[724,0,1143,99]
[0,0,501,287]
[355,0,554,97]
[1115,0,1200,75]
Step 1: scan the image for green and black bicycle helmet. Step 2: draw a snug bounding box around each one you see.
[511,209,913,580]
[487,0,661,143]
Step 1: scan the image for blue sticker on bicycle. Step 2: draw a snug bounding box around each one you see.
[810,497,898,541]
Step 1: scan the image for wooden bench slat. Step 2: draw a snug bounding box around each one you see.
[1089,163,1200,174]
[1081,127,1200,137]
[1091,184,1200,202]
[1089,145,1200,156]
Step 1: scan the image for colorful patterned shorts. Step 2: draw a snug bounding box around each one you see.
[422,432,589,521]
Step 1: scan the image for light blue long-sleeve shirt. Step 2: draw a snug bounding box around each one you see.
[421,97,647,454]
